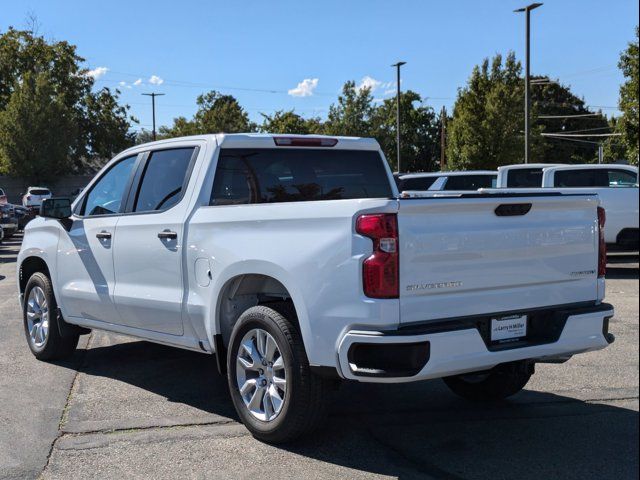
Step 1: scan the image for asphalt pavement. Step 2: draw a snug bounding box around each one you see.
[1,233,638,479]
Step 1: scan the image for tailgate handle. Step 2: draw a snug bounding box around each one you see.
[495,203,532,216]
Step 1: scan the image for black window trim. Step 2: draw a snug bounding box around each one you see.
[73,153,143,219]
[124,145,200,215]
[73,145,200,219]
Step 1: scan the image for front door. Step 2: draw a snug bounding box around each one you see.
[112,147,198,336]
[56,155,139,323]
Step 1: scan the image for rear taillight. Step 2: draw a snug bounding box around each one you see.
[356,213,399,298]
[26,195,31,200]
[598,206,606,277]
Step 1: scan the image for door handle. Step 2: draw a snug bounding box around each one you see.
[96,231,112,240]
[158,230,178,240]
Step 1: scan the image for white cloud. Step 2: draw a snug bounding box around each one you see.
[383,88,396,95]
[288,78,318,97]
[86,66,108,80]
[149,75,164,85]
[357,75,382,93]
[133,78,143,86]
[118,81,127,86]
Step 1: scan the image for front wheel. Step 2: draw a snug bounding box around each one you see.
[23,272,79,360]
[443,361,534,402]
[227,305,329,443]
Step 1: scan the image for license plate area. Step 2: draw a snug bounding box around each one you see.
[490,314,528,344]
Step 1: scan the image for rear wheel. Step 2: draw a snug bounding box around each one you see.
[23,272,79,360]
[443,361,533,401]
[227,305,329,443]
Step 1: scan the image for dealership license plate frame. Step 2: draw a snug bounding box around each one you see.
[490,314,528,343]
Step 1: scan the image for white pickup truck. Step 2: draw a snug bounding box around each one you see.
[18,134,614,442]
[498,163,639,250]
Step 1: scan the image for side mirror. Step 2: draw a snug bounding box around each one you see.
[40,198,72,219]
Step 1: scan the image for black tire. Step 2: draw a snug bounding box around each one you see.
[23,272,79,361]
[442,361,533,402]
[227,304,330,443]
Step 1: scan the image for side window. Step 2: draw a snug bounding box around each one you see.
[133,148,195,212]
[607,169,638,187]
[82,155,137,216]
[210,155,255,205]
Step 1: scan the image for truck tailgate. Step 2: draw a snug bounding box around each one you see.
[398,194,600,324]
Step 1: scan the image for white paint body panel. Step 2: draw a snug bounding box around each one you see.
[17,134,614,383]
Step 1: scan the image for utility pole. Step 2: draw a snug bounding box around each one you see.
[142,92,165,141]
[440,106,447,170]
[598,143,604,164]
[514,3,543,164]
[391,61,406,173]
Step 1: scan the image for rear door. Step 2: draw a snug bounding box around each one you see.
[397,194,599,324]
[112,146,200,335]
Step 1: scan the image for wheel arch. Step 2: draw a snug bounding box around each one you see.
[19,255,51,296]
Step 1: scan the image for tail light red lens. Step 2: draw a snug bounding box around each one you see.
[356,213,399,298]
[597,206,606,277]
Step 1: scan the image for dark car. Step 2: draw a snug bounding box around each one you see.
[13,204,34,230]
[0,204,18,237]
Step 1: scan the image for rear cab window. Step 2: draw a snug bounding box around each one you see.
[553,168,638,188]
[210,148,393,205]
[506,168,544,188]
[29,189,51,195]
[443,175,497,191]
[398,176,438,191]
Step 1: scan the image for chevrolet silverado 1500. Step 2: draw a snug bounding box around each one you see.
[18,134,614,442]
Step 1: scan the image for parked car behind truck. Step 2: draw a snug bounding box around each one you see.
[19,134,615,442]
[497,163,639,250]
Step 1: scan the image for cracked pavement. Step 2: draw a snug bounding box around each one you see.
[1,234,638,479]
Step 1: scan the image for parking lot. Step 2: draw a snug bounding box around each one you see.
[0,233,638,480]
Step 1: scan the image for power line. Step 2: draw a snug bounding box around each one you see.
[537,113,602,119]
[541,132,621,138]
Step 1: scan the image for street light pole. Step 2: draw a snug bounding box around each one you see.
[514,3,543,164]
[391,61,406,173]
[142,92,165,141]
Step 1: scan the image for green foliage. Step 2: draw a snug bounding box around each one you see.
[160,91,255,138]
[370,91,440,172]
[532,79,609,164]
[0,27,135,181]
[446,53,533,170]
[613,26,639,164]
[260,110,322,134]
[0,72,75,183]
[323,81,375,137]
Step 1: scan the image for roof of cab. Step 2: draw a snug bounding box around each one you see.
[123,133,381,154]
[542,163,638,172]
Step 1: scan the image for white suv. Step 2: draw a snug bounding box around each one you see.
[22,187,52,209]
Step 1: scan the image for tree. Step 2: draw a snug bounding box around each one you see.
[0,27,136,180]
[532,79,609,164]
[446,53,534,171]
[614,26,639,164]
[161,90,255,137]
[370,91,440,172]
[324,81,375,137]
[260,110,322,134]
[0,72,75,183]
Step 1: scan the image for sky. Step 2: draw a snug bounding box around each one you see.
[2,0,638,133]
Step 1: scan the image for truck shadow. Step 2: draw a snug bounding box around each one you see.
[606,254,639,280]
[67,339,639,480]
